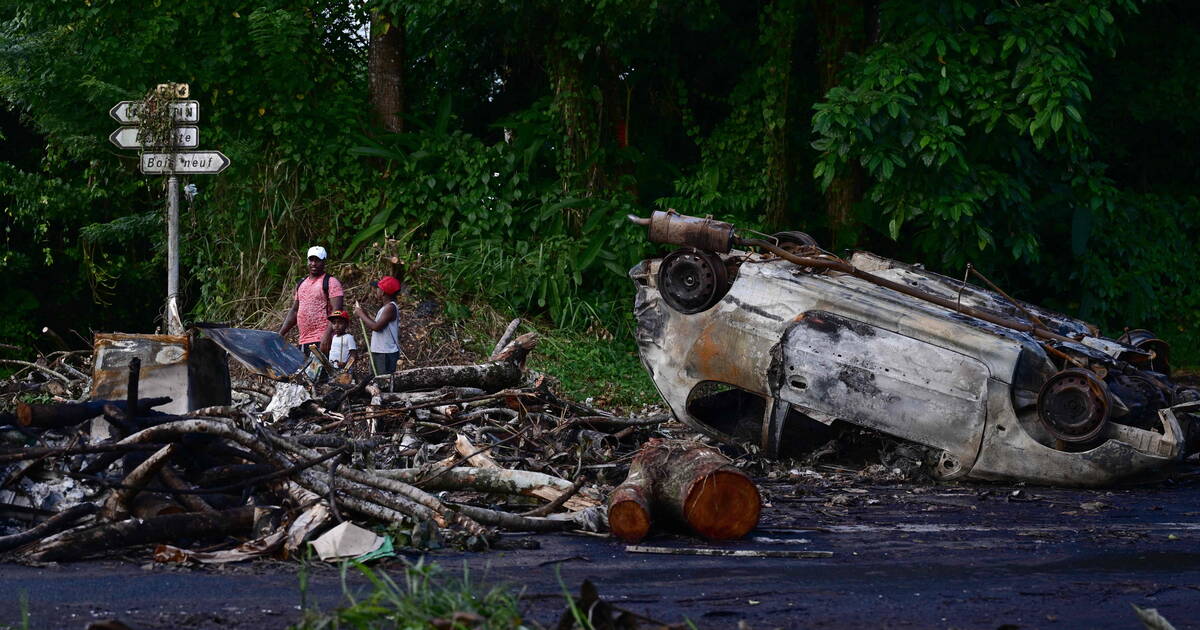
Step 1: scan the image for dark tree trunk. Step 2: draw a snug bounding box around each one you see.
[762,0,800,230]
[814,0,867,245]
[369,9,405,133]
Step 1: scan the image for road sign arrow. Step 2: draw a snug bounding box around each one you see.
[140,151,230,175]
[110,126,199,149]
[110,100,199,124]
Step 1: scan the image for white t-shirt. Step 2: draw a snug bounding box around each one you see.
[329,333,357,366]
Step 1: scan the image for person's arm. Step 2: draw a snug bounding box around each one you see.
[353,301,396,332]
[319,326,333,355]
[344,348,359,369]
[328,277,345,314]
[279,299,299,337]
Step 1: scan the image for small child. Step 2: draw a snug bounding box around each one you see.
[320,310,359,370]
[353,276,401,375]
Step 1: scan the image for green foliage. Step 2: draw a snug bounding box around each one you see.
[530,330,659,410]
[294,560,526,630]
[349,106,648,330]
[2,0,1200,370]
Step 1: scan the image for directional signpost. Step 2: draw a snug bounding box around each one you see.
[110,84,229,335]
[109,126,199,150]
[140,151,230,174]
[109,100,199,124]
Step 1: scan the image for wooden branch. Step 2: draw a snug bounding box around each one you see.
[0,503,98,553]
[261,429,487,536]
[0,443,163,465]
[14,396,171,429]
[0,359,71,384]
[489,318,522,360]
[490,332,538,366]
[374,360,523,392]
[26,507,255,562]
[377,466,599,511]
[158,465,216,513]
[102,444,178,521]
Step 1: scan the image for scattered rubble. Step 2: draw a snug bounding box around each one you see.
[0,321,726,564]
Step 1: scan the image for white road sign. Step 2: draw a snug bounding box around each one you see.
[140,151,230,175]
[110,100,199,124]
[109,126,199,149]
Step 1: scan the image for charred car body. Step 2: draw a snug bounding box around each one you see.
[629,211,1199,486]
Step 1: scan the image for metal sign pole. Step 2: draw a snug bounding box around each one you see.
[110,83,227,335]
[166,174,183,335]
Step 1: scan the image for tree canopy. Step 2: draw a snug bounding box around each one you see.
[2,0,1198,359]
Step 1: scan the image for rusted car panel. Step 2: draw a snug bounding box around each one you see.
[630,211,1197,486]
[92,333,230,416]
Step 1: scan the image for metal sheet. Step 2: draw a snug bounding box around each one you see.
[196,326,304,380]
[92,333,191,415]
[776,311,988,465]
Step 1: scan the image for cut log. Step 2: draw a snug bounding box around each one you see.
[608,439,760,542]
[25,506,255,562]
[377,360,523,392]
[16,397,172,429]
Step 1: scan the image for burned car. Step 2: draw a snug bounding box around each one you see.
[629,210,1199,486]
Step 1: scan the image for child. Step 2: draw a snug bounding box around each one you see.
[320,310,359,371]
[353,275,401,375]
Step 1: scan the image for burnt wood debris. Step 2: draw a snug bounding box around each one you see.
[1,322,756,563]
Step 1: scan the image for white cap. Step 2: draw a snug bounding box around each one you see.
[306,246,327,260]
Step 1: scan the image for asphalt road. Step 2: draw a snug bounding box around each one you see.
[2,468,1198,629]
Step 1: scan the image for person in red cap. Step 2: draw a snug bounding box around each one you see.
[354,275,401,374]
[320,310,358,370]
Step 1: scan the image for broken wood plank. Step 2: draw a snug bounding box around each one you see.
[625,545,833,559]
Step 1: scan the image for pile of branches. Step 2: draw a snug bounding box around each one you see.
[0,324,678,563]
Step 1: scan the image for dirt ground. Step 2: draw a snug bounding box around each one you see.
[2,463,1197,630]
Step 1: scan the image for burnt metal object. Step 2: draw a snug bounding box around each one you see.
[195,325,304,380]
[629,210,735,253]
[1118,329,1171,375]
[772,231,819,252]
[1037,368,1111,444]
[92,333,230,416]
[630,210,1197,486]
[658,248,729,314]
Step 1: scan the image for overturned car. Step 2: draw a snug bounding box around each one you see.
[629,210,1200,486]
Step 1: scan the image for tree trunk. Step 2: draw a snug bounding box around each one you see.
[762,0,800,230]
[814,0,867,245]
[369,9,405,133]
[26,507,254,562]
[608,439,761,542]
[16,397,171,429]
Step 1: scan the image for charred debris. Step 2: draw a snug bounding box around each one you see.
[628,210,1200,486]
[1,321,761,564]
